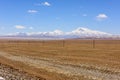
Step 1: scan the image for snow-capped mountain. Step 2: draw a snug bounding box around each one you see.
[65,27,112,38]
[4,27,120,39]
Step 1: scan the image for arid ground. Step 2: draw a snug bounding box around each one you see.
[0,39,120,80]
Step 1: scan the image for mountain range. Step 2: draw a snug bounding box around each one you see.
[2,27,120,40]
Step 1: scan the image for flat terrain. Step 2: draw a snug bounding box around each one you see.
[0,39,120,80]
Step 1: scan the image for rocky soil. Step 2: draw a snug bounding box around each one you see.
[0,63,45,80]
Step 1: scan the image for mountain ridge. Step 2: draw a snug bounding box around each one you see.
[2,27,120,39]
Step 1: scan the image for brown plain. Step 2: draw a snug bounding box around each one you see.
[0,39,120,80]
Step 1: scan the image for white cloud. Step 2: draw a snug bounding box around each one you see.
[15,25,26,29]
[42,2,51,6]
[96,14,108,20]
[28,10,38,13]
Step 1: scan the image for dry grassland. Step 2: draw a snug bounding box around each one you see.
[0,39,120,80]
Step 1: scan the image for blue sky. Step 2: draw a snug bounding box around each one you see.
[0,0,120,35]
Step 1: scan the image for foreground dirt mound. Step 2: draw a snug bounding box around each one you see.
[0,63,45,80]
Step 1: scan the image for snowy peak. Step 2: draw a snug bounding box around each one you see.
[71,27,109,34]
[67,27,111,38]
[4,27,119,39]
[73,27,91,32]
[48,30,64,36]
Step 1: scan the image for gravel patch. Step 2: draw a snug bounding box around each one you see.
[0,63,45,80]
